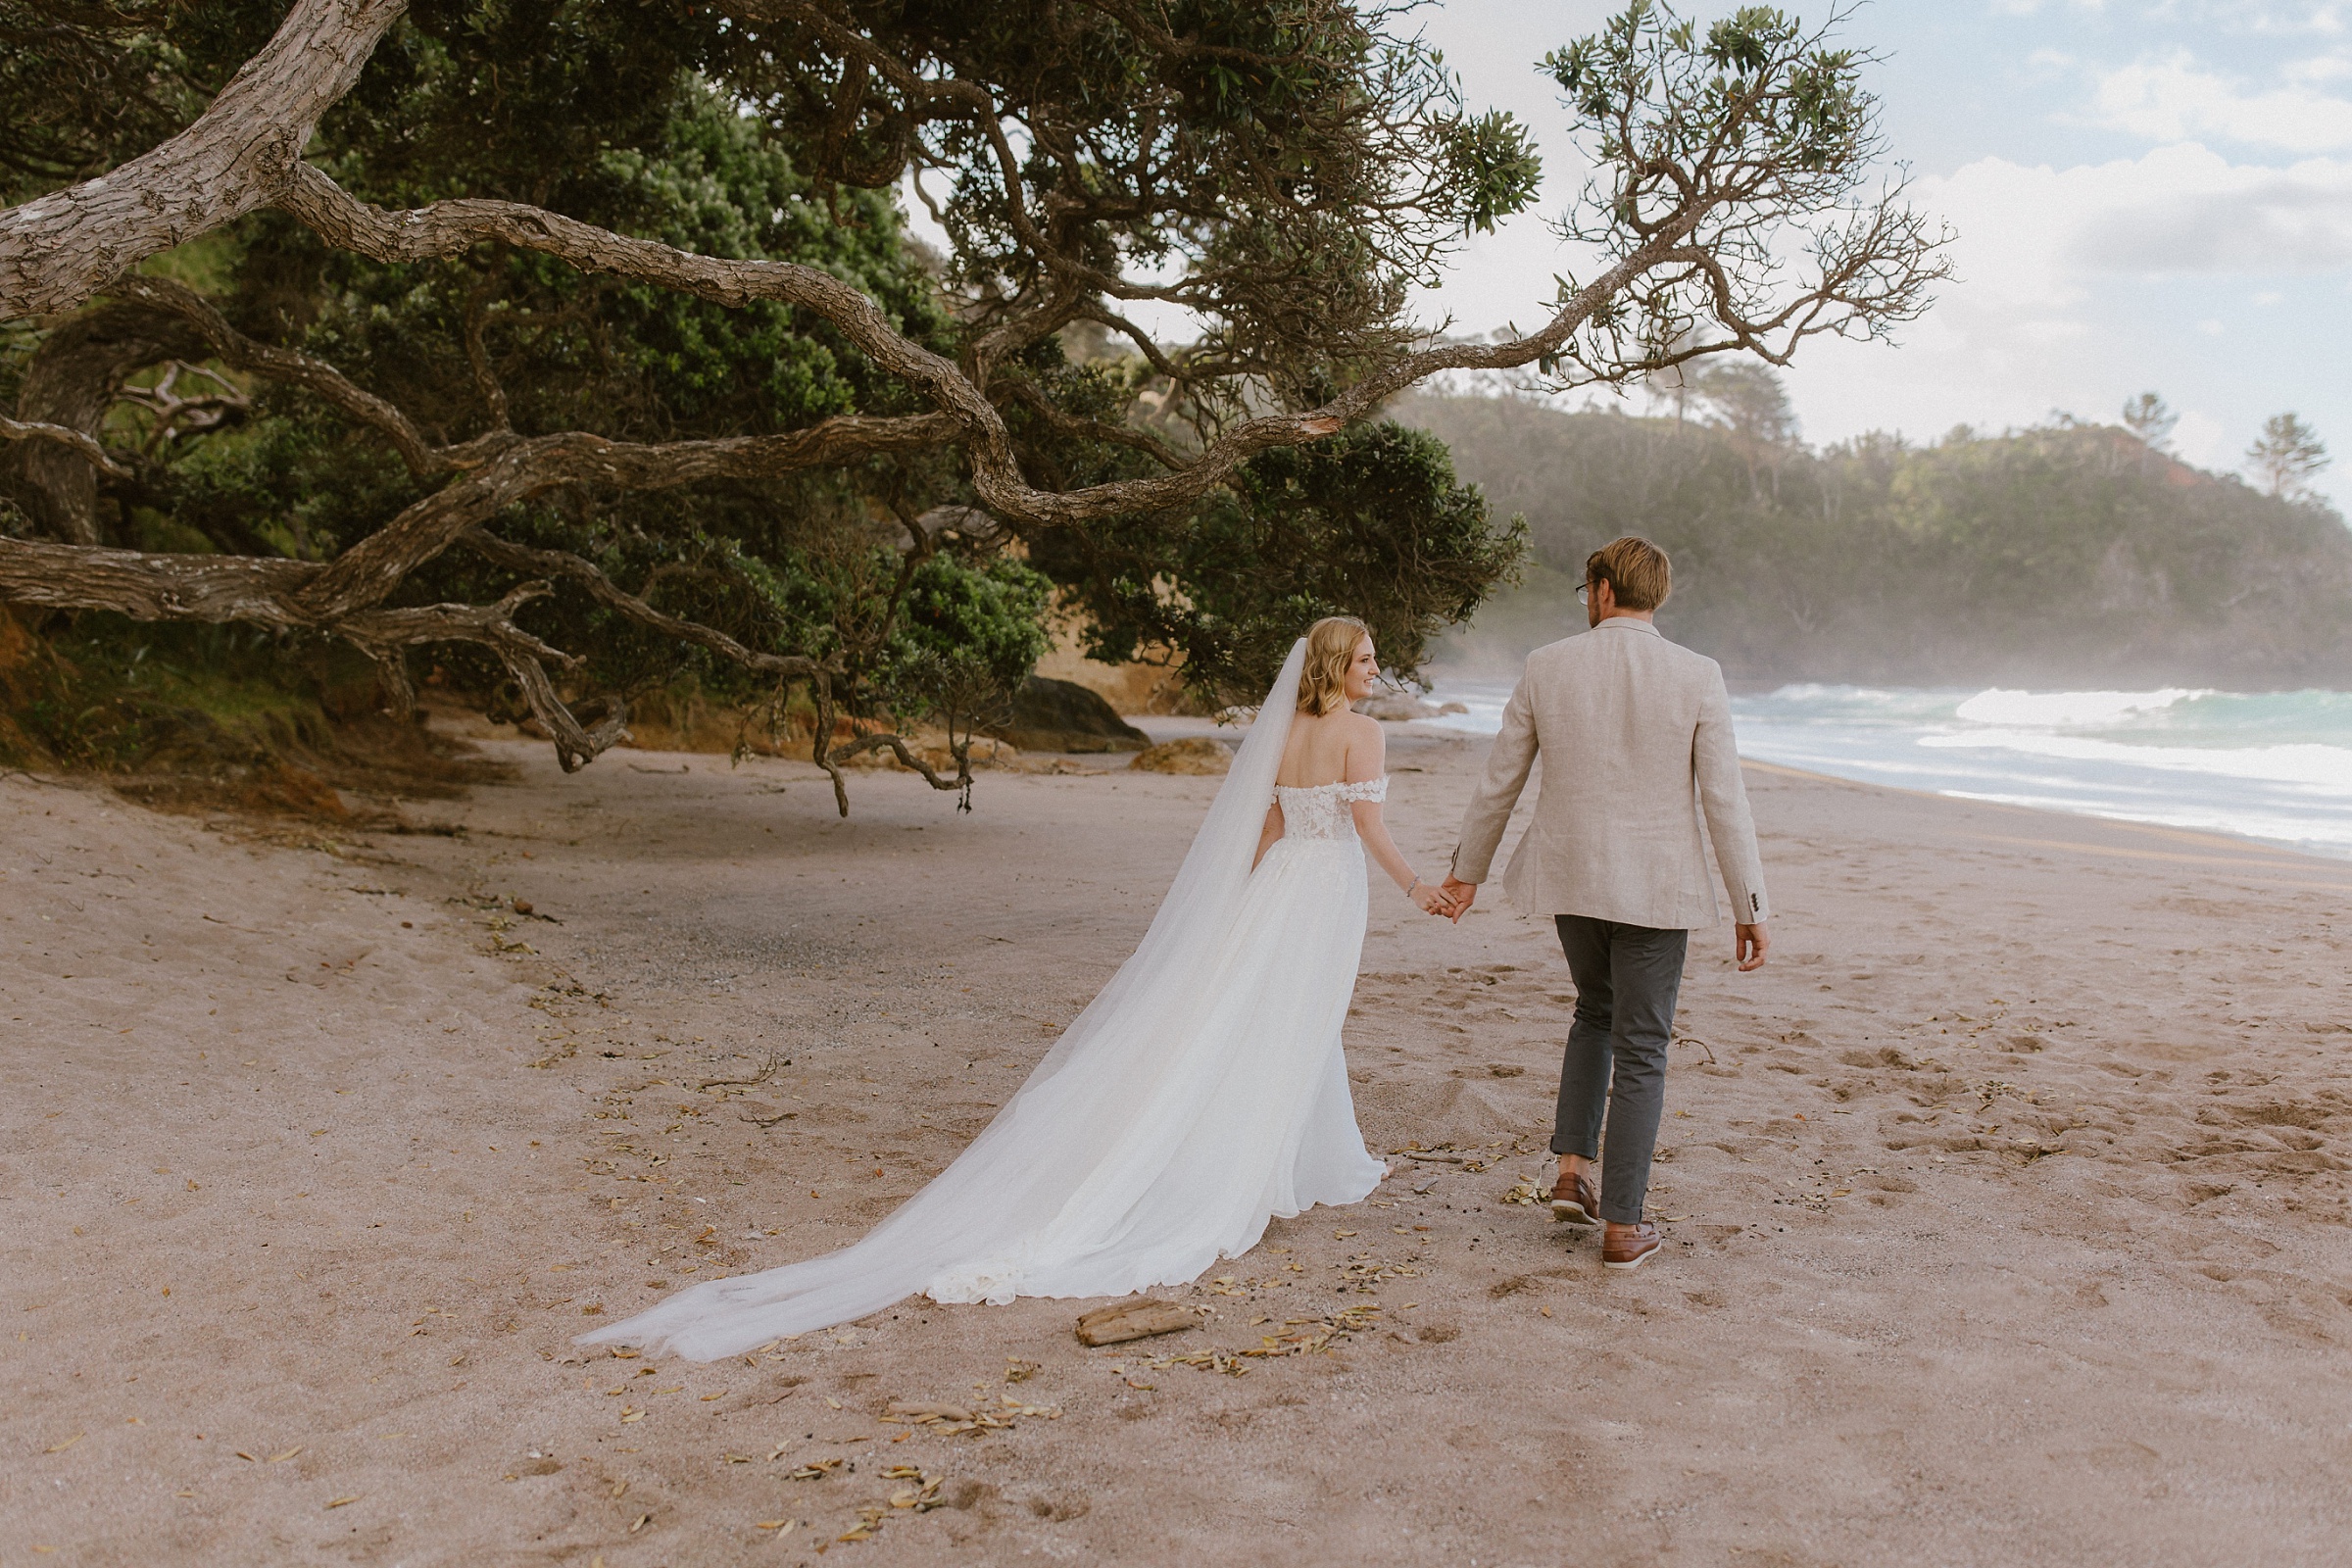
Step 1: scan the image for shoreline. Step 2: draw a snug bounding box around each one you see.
[6,733,2351,1564]
[1409,670,2352,865]
[1731,754,2352,868]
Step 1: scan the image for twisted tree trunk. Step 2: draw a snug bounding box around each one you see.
[2,308,208,543]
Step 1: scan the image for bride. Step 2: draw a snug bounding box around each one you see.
[583,616,1460,1360]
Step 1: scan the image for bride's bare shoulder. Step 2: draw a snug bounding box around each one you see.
[1295,707,1382,745]
[1289,707,1379,739]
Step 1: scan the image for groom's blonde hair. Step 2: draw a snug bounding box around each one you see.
[1586,535,1672,612]
[1298,616,1372,716]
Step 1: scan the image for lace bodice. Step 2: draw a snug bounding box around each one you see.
[1272,776,1387,842]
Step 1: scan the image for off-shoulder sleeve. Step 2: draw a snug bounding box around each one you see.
[1334,776,1388,803]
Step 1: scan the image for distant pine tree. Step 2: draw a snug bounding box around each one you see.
[2246,414,2330,500]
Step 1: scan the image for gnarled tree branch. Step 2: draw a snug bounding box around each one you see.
[270,162,1660,526]
[4,305,208,543]
[0,0,411,320]
[459,529,824,681]
[0,532,631,771]
[109,273,449,477]
[0,413,133,482]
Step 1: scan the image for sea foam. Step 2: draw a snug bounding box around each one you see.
[1417,674,2352,858]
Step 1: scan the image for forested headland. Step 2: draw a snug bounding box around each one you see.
[1402,385,2352,688]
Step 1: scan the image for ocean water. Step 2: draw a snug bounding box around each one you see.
[1416,676,2352,860]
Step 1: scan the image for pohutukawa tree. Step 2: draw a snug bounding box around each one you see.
[0,0,1948,809]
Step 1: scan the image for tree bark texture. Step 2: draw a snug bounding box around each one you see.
[0,0,409,321]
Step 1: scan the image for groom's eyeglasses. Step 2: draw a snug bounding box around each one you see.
[1574,580,1592,604]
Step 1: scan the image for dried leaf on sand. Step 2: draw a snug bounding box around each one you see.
[883,1396,1060,1437]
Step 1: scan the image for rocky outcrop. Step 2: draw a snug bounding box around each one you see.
[986,676,1151,753]
[1127,736,1232,775]
[1356,693,1470,721]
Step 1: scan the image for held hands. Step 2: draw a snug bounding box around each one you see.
[1409,880,1461,919]
[1440,876,1477,922]
[1406,874,1475,924]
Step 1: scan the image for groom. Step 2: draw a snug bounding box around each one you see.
[1441,536,1770,1273]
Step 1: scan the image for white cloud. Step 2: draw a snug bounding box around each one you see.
[2063,146,2352,270]
[2127,2,2347,35]
[2219,2,2348,37]
[1989,0,2108,15]
[1768,141,2346,502]
[2088,49,2352,150]
[1897,144,2352,288]
[1876,143,2352,345]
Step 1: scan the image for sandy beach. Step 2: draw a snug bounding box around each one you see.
[6,719,2351,1567]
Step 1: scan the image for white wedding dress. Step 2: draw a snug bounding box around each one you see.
[582,639,1387,1361]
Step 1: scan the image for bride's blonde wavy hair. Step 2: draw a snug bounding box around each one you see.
[1297,615,1372,716]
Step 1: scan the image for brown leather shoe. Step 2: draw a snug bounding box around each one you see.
[1549,1168,1601,1228]
[1601,1221,1661,1271]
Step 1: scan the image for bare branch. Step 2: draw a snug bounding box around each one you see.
[120,361,252,456]
[277,162,988,416]
[0,533,630,771]
[0,413,132,480]
[814,718,980,817]
[462,273,512,433]
[1075,305,1190,385]
[337,581,633,772]
[0,0,411,319]
[296,416,960,620]
[5,304,207,543]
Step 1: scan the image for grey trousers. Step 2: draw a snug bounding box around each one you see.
[1551,914,1690,1226]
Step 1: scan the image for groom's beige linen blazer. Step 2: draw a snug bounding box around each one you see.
[1449,617,1769,931]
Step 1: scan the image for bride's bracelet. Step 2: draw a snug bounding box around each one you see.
[1405,875,1424,899]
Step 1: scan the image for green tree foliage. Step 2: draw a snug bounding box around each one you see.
[0,1,1528,798]
[2122,392,2177,453]
[1403,388,2352,687]
[1036,419,1525,702]
[2,1,1945,805]
[2246,414,2329,501]
[0,3,271,194]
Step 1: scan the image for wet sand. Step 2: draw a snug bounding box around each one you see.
[5,723,2351,1566]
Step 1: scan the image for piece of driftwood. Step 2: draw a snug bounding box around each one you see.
[1074,1299,1200,1348]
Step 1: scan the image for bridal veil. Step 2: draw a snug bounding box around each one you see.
[581,639,1316,1359]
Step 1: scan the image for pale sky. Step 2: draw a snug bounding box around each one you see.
[1408,0,2352,507]
[899,1,2352,507]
